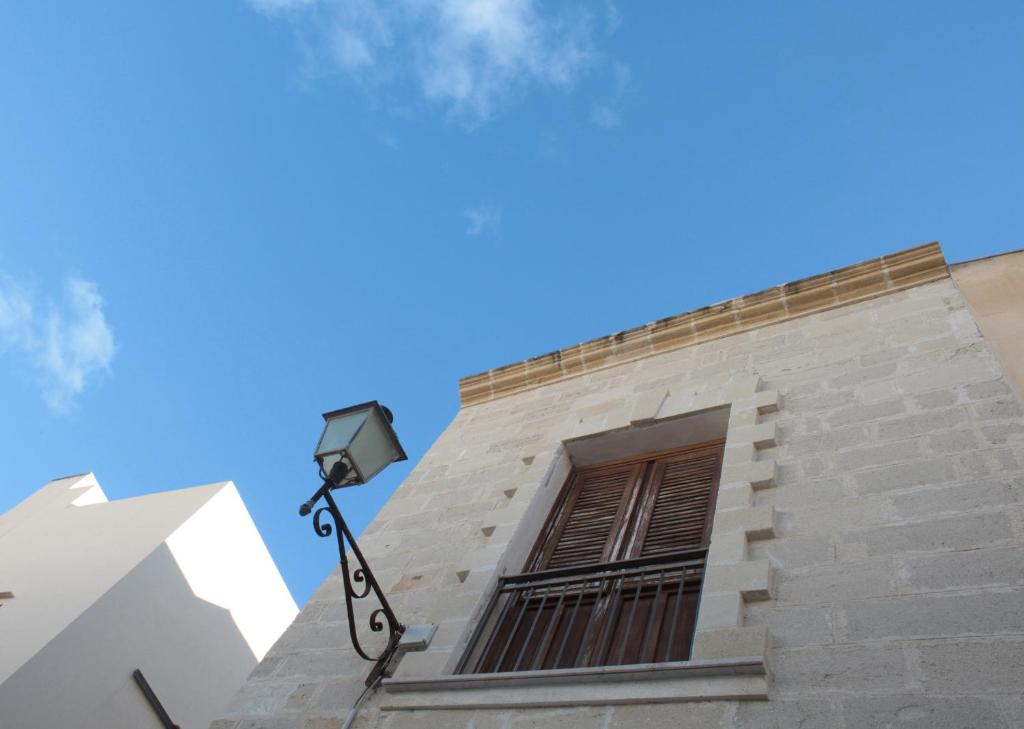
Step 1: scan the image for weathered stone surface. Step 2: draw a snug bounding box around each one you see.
[285,684,318,710]
[728,422,778,449]
[827,399,905,428]
[852,458,957,495]
[890,477,1024,518]
[918,639,1024,693]
[967,380,1014,400]
[840,695,1010,729]
[384,709,476,729]
[225,680,303,717]
[746,535,834,570]
[734,698,839,729]
[608,702,734,729]
[508,707,609,728]
[711,505,776,540]
[743,604,833,648]
[707,529,748,565]
[695,592,743,630]
[775,560,897,605]
[973,398,1024,420]
[772,644,910,693]
[835,440,922,471]
[839,590,1024,641]
[703,559,774,601]
[691,626,768,659]
[234,718,304,729]
[721,460,777,489]
[853,512,1015,557]
[927,429,980,453]
[898,545,1024,592]
[875,408,967,440]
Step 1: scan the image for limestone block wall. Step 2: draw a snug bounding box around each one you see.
[213,273,1024,729]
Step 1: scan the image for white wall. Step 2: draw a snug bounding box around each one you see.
[0,476,298,729]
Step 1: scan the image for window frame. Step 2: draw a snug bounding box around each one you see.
[457,438,725,675]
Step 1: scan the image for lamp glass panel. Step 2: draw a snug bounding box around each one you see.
[316,408,369,459]
[318,452,345,481]
[349,407,400,484]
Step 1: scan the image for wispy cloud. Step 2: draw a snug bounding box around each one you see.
[463,205,501,236]
[248,0,317,13]
[590,105,620,129]
[590,59,630,130]
[602,0,622,36]
[0,274,116,412]
[248,0,605,125]
[0,276,35,350]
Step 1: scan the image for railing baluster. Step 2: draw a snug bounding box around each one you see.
[474,584,517,673]
[531,580,571,670]
[615,570,646,665]
[665,565,687,661]
[492,586,534,672]
[553,575,590,668]
[511,583,552,671]
[572,574,606,668]
[638,568,667,662]
[592,574,625,667]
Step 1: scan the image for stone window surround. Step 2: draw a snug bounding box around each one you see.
[381,374,780,711]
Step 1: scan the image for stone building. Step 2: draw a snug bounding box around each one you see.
[214,243,1024,729]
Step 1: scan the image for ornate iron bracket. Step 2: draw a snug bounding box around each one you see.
[300,481,406,686]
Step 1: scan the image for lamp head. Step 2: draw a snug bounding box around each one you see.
[313,401,407,488]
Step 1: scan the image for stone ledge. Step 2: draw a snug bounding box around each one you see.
[459,242,948,406]
[380,657,767,710]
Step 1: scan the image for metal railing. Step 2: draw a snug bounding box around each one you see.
[459,550,707,674]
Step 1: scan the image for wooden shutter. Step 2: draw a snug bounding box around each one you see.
[470,441,724,674]
[632,441,724,557]
[532,463,643,570]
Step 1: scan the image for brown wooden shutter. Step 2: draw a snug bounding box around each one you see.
[468,440,725,674]
[533,463,643,570]
[632,441,724,558]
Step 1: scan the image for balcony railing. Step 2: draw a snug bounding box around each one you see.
[458,550,707,674]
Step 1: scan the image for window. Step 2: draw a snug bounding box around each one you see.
[458,439,724,674]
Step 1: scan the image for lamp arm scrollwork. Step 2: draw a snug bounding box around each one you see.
[302,482,406,678]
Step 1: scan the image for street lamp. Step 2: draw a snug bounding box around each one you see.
[312,402,408,490]
[298,401,428,686]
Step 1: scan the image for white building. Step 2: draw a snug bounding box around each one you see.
[0,472,298,729]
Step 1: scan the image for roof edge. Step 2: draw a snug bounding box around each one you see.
[459,241,948,407]
[950,246,1024,268]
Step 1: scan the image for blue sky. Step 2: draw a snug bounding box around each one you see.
[1,1,1021,605]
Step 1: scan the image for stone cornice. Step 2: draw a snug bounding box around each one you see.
[459,242,949,407]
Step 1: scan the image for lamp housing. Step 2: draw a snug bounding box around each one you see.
[314,401,407,487]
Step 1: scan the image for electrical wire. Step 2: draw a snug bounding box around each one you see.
[339,677,381,729]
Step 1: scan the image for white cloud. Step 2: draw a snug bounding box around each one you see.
[463,205,501,236]
[327,0,393,72]
[0,274,116,412]
[418,1,593,122]
[249,0,602,125]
